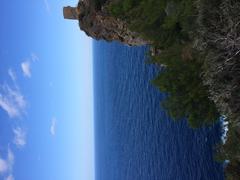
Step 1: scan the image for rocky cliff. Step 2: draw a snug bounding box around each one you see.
[76,0,150,46]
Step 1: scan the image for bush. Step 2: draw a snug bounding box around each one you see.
[108,0,196,48]
[152,44,219,127]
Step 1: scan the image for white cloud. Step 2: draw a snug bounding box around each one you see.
[5,149,15,180]
[0,84,26,118]
[0,149,14,175]
[21,53,39,78]
[50,118,56,136]
[0,159,8,174]
[13,128,26,148]
[7,69,16,82]
[6,150,14,173]
[44,0,51,13]
[5,174,14,180]
[0,99,19,119]
[21,61,31,78]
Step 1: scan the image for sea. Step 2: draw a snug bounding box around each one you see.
[93,40,224,180]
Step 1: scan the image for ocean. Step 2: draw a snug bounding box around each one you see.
[93,40,224,180]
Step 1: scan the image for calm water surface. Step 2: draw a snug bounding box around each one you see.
[93,41,224,180]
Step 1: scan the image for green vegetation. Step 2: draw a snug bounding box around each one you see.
[107,0,196,48]
[107,0,219,127]
[105,0,240,178]
[90,0,107,10]
[215,122,240,180]
[151,44,219,128]
[198,0,240,120]
[197,0,240,179]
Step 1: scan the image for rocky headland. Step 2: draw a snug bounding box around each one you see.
[75,0,150,46]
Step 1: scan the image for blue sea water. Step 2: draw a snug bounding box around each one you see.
[93,41,224,180]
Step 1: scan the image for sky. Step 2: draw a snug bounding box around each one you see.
[0,1,94,180]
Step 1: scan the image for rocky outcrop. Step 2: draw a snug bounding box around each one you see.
[76,0,150,46]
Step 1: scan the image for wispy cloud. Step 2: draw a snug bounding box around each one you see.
[21,61,31,78]
[7,69,16,82]
[31,53,39,62]
[13,128,26,148]
[6,150,14,173]
[0,149,14,176]
[44,0,51,13]
[5,174,14,180]
[0,158,8,174]
[50,118,56,136]
[0,84,26,118]
[2,149,14,180]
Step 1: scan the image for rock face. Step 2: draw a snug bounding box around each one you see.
[76,0,150,46]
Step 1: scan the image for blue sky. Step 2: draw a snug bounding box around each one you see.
[0,0,94,180]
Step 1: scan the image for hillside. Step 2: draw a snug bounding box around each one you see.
[77,0,150,46]
[75,0,240,179]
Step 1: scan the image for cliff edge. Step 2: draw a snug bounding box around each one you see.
[64,0,150,46]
